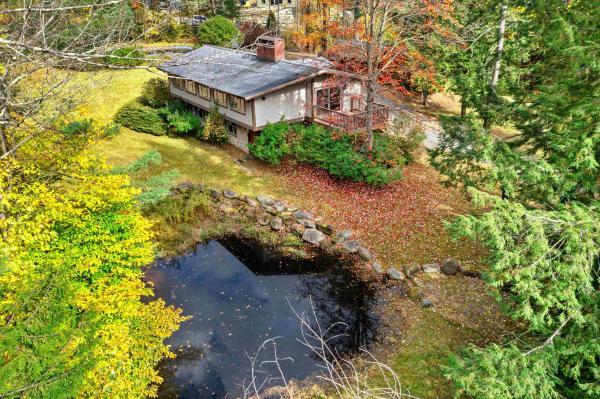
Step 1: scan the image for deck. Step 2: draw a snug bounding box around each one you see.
[312,103,389,132]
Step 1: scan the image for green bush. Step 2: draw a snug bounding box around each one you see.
[199,104,229,144]
[104,47,144,66]
[197,16,242,47]
[248,120,290,164]
[292,124,402,187]
[139,78,170,108]
[166,110,202,135]
[59,118,94,135]
[103,123,121,137]
[114,101,166,136]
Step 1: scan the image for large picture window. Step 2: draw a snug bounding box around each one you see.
[197,83,211,100]
[214,90,228,107]
[185,80,196,94]
[316,86,341,111]
[229,95,245,114]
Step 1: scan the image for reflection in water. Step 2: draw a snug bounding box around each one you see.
[146,237,378,398]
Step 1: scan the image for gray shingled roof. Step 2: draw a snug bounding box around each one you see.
[158,46,332,100]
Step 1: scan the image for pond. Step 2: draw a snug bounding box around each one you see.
[146,236,379,399]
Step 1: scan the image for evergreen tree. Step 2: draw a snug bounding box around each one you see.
[265,11,277,32]
[219,0,240,19]
[433,1,600,397]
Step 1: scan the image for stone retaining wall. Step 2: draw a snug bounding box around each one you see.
[172,183,466,284]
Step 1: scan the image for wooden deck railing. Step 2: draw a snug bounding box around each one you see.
[312,103,389,132]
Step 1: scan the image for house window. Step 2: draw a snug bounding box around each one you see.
[197,83,211,100]
[229,95,245,114]
[171,77,183,89]
[185,80,196,94]
[316,86,341,111]
[214,90,228,107]
[270,0,282,5]
[350,96,362,111]
[226,121,237,136]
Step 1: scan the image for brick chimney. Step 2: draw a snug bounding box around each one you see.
[256,36,285,62]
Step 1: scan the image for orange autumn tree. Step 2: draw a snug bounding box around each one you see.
[292,0,355,53]
[323,0,454,148]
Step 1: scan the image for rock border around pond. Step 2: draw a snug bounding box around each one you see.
[170,183,468,284]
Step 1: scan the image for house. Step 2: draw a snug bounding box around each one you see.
[254,0,297,10]
[158,36,388,152]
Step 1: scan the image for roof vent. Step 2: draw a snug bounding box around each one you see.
[256,36,285,63]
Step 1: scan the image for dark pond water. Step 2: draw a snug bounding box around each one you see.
[146,236,378,399]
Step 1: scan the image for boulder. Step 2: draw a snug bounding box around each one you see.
[173,181,194,192]
[256,195,275,206]
[209,189,222,198]
[320,239,334,251]
[441,258,460,275]
[257,217,270,226]
[223,189,237,199]
[243,196,257,207]
[421,298,433,308]
[270,217,283,231]
[357,247,372,261]
[332,229,352,243]
[316,222,334,235]
[339,229,353,239]
[387,268,405,280]
[302,228,326,245]
[293,210,313,220]
[286,206,298,212]
[372,261,385,274]
[273,201,286,213]
[342,240,361,253]
[404,262,421,278]
[299,219,316,228]
[422,263,441,274]
[264,205,279,215]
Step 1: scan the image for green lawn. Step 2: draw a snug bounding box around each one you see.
[81,67,510,399]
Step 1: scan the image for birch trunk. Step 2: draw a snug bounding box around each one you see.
[491,2,507,92]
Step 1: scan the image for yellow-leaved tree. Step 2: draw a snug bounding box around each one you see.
[0,122,186,398]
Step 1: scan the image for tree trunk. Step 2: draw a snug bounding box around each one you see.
[421,87,429,106]
[491,3,507,92]
[210,0,217,15]
[460,99,467,116]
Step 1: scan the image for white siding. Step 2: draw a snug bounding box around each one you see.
[169,82,253,128]
[254,82,308,128]
[343,81,363,111]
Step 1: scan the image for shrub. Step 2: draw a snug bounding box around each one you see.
[197,16,242,47]
[103,123,121,137]
[199,104,229,144]
[114,101,166,135]
[139,78,170,108]
[292,124,402,187]
[166,110,202,135]
[385,114,426,162]
[266,11,276,31]
[104,47,144,66]
[59,118,94,135]
[248,120,290,164]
